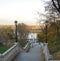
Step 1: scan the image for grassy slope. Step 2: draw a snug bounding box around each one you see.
[0,46,9,54]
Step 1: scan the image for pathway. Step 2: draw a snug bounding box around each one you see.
[14,43,44,61]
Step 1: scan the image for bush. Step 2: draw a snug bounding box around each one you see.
[18,39,27,47]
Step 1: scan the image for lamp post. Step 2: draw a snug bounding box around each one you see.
[45,20,49,43]
[14,20,18,42]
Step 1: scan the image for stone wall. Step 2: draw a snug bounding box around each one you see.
[0,43,20,61]
[43,43,53,61]
[23,43,30,52]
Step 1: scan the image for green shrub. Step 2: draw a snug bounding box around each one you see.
[0,46,9,53]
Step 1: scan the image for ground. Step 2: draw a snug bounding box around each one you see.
[14,43,45,61]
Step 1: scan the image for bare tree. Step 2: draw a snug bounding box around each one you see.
[52,0,60,13]
[45,0,60,22]
[0,27,14,46]
[17,23,29,47]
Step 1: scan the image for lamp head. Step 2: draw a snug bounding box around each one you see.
[15,20,17,24]
[45,20,49,26]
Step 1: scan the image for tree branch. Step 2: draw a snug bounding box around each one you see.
[56,0,60,8]
[52,0,60,13]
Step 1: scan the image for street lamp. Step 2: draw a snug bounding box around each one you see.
[45,20,49,43]
[14,20,18,42]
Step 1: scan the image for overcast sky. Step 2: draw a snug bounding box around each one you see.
[0,0,45,25]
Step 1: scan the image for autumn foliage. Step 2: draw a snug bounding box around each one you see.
[37,21,60,55]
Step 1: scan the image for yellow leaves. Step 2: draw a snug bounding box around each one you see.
[37,22,60,55]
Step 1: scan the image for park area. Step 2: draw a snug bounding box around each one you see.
[0,0,60,60]
[0,46,9,54]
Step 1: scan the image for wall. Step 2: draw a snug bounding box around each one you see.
[43,43,53,61]
[23,43,30,52]
[0,43,20,61]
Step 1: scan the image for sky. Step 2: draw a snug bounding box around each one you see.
[0,0,45,25]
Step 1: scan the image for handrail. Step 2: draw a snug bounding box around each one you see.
[23,43,30,52]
